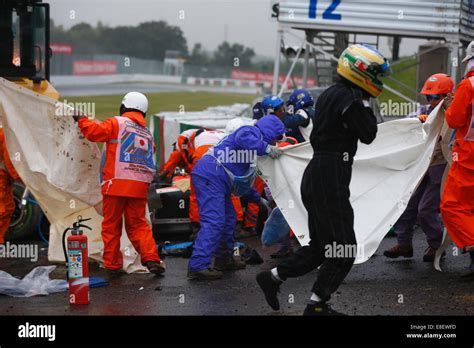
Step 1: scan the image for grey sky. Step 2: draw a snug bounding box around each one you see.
[48,0,422,59]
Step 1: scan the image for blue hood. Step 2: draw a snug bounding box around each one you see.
[255,115,286,143]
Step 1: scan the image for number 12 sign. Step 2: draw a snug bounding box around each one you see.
[309,0,342,20]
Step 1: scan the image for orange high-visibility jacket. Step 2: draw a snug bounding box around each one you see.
[440,70,474,249]
[0,128,19,180]
[161,129,200,175]
[78,111,154,199]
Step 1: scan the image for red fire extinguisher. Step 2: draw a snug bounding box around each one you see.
[62,216,92,305]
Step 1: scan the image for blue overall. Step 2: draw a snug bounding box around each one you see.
[188,115,285,272]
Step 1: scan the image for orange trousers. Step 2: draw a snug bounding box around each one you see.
[243,176,265,229]
[440,164,474,250]
[0,173,15,244]
[189,182,243,223]
[102,195,160,270]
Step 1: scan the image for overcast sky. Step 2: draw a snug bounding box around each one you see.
[48,0,422,59]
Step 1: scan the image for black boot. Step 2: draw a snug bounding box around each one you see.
[187,268,223,280]
[256,271,281,310]
[303,302,345,316]
[145,261,166,275]
[106,268,125,279]
[214,255,246,271]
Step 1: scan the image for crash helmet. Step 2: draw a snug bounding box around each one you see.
[420,74,454,95]
[286,89,315,112]
[121,92,148,114]
[261,95,285,115]
[337,44,391,97]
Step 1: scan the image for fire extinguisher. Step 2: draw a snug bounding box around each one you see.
[62,216,92,305]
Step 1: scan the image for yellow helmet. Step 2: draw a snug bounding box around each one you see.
[337,44,391,97]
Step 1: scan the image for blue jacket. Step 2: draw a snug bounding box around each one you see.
[212,115,285,176]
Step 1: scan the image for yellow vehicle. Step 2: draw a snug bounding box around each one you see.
[1,0,58,240]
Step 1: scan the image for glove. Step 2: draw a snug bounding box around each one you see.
[266,145,283,159]
[418,114,428,123]
[442,93,453,110]
[152,171,170,184]
[72,114,86,122]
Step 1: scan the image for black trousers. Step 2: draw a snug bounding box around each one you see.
[277,152,357,302]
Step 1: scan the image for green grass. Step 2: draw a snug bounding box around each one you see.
[66,91,255,121]
[379,57,418,104]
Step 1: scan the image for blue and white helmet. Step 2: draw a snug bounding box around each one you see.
[286,89,314,112]
[261,95,285,115]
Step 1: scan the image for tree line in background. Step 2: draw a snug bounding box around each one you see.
[51,20,305,75]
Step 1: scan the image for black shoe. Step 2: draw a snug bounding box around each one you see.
[242,248,264,265]
[106,268,125,279]
[303,302,345,316]
[383,244,413,258]
[214,256,246,271]
[270,247,292,259]
[187,268,223,280]
[256,271,281,310]
[145,261,166,275]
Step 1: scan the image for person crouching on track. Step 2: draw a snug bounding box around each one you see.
[188,127,245,242]
[74,92,165,276]
[187,115,286,280]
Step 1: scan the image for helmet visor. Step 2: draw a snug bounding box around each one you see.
[426,94,442,102]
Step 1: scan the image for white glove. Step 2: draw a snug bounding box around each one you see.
[266,145,283,159]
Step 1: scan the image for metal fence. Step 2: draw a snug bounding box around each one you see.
[51,53,275,80]
[51,53,165,75]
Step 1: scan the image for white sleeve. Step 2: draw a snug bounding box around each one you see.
[296,109,309,120]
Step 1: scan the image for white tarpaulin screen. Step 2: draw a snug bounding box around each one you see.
[258,103,444,264]
[0,78,145,273]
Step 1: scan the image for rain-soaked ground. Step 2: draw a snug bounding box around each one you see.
[0,229,472,316]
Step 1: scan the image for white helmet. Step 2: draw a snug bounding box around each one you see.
[225,117,247,134]
[462,41,474,63]
[121,92,148,114]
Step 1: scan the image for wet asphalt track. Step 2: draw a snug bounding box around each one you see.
[0,229,472,316]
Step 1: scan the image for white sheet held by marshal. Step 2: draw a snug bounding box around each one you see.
[258,102,445,264]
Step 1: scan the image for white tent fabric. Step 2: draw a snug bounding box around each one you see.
[258,103,444,264]
[0,78,146,273]
[150,103,252,163]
